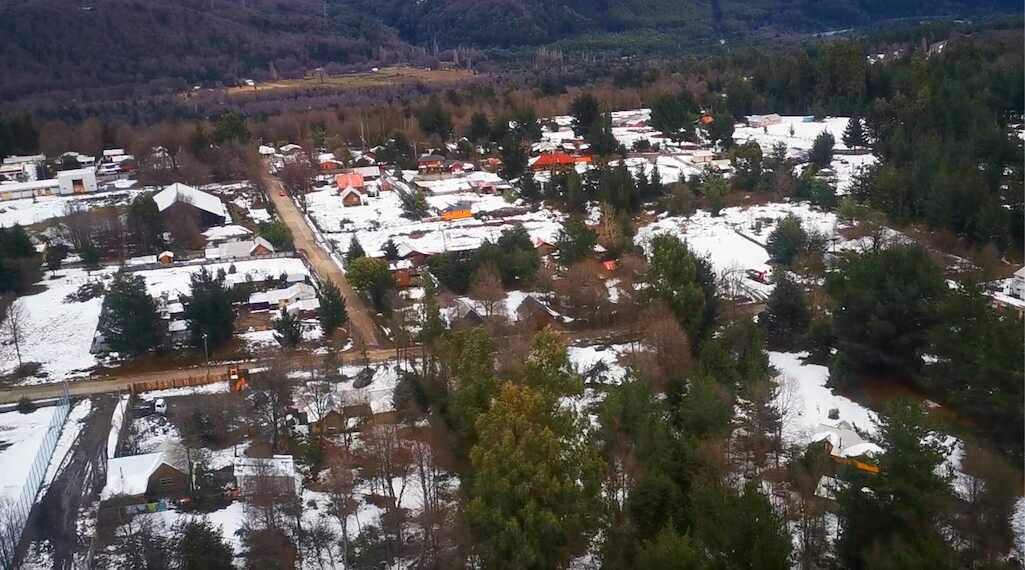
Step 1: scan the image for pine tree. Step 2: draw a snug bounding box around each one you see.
[98,271,163,355]
[173,518,234,570]
[345,236,366,267]
[763,273,811,349]
[467,383,602,570]
[316,280,348,336]
[809,131,835,168]
[555,216,597,265]
[766,214,808,266]
[273,308,303,348]
[182,267,234,349]
[842,115,867,148]
[382,238,400,261]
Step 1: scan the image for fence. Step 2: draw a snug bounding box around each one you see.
[0,386,71,570]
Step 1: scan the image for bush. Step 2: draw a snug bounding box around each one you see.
[16,396,35,414]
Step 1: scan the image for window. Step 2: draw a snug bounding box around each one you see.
[159,477,174,488]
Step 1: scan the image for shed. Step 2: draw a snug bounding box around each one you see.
[101,451,190,504]
[234,455,301,496]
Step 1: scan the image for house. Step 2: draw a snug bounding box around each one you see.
[515,295,560,331]
[747,114,783,128]
[319,159,345,173]
[56,167,98,195]
[441,208,472,221]
[335,172,365,192]
[530,151,592,172]
[388,259,415,288]
[481,157,503,173]
[234,455,301,497]
[1010,267,1025,299]
[158,251,175,265]
[533,238,558,257]
[101,450,190,504]
[208,236,275,260]
[248,282,317,311]
[154,183,229,228]
[202,224,253,244]
[417,154,463,176]
[351,166,382,182]
[340,186,368,207]
[810,421,882,474]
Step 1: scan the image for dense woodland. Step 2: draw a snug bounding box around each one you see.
[0,13,1023,570]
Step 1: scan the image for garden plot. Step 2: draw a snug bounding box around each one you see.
[0,405,60,500]
[0,187,146,227]
[0,267,110,383]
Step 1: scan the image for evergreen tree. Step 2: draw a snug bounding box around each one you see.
[518,170,540,201]
[445,328,498,449]
[700,170,727,216]
[98,271,163,355]
[635,525,710,570]
[381,238,400,261]
[587,112,621,156]
[569,92,601,136]
[644,234,718,345]
[467,112,492,144]
[347,257,393,312]
[765,214,808,266]
[826,245,947,382]
[316,280,348,336]
[500,135,528,179]
[212,111,249,145]
[173,518,234,570]
[416,96,454,141]
[128,192,163,253]
[842,115,868,148]
[80,241,101,271]
[650,92,697,141]
[809,131,835,168]
[273,308,303,348]
[690,480,792,570]
[45,244,67,272]
[467,383,601,570]
[555,216,597,265]
[731,141,763,191]
[835,400,954,570]
[763,273,810,349]
[182,267,234,349]
[345,236,366,266]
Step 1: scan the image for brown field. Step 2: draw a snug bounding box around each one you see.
[224,65,479,96]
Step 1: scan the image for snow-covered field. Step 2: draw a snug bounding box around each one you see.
[0,405,60,501]
[132,256,310,301]
[0,268,107,382]
[0,188,145,227]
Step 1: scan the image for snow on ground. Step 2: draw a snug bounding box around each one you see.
[0,188,145,227]
[239,321,322,349]
[106,395,129,459]
[734,116,854,154]
[41,399,92,489]
[768,352,878,447]
[0,267,108,382]
[567,343,634,385]
[133,257,310,300]
[1014,498,1025,557]
[305,181,563,261]
[0,405,59,501]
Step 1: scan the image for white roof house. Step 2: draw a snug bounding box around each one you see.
[1010,267,1025,299]
[234,455,301,496]
[207,236,275,260]
[249,282,317,308]
[810,421,883,459]
[202,224,253,243]
[154,183,229,222]
[101,449,187,500]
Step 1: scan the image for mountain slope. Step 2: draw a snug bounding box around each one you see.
[0,0,1019,103]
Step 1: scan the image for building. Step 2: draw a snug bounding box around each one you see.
[340,186,368,207]
[530,151,592,172]
[810,421,882,474]
[153,182,229,228]
[234,455,301,497]
[101,450,190,504]
[388,259,415,288]
[1010,267,1025,299]
[248,282,317,311]
[56,167,98,195]
[350,166,382,182]
[747,114,783,128]
[417,154,463,176]
[207,237,275,260]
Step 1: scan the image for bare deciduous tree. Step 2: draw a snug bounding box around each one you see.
[3,300,26,368]
[470,262,504,321]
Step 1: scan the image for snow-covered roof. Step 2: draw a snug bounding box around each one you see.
[249,282,316,306]
[154,183,229,220]
[208,236,275,259]
[102,451,185,499]
[810,421,882,459]
[258,145,276,155]
[234,455,300,495]
[1014,267,1025,279]
[203,224,253,242]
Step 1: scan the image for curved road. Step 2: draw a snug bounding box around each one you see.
[265,175,385,348]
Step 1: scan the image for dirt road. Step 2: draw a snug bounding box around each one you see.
[265,176,385,348]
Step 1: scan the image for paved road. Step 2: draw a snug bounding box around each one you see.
[265,175,385,348]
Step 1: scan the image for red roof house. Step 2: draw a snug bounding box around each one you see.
[530,152,592,171]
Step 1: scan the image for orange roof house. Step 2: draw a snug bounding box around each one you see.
[530,152,592,171]
[335,173,365,191]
